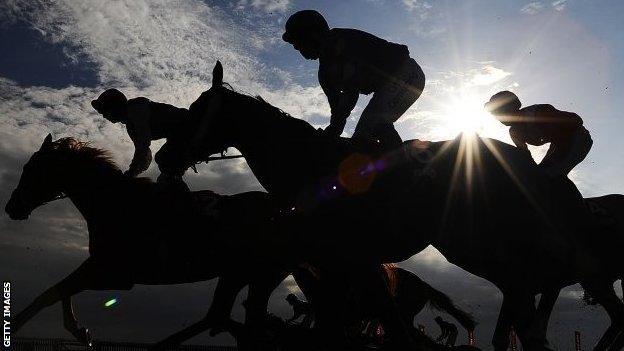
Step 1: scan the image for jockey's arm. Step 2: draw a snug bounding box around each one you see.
[326,90,359,137]
[320,60,360,137]
[126,104,152,177]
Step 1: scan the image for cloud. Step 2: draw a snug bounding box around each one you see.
[402,0,447,38]
[520,1,567,15]
[0,1,327,341]
[521,1,544,15]
[552,0,567,11]
[468,65,512,86]
[403,0,432,16]
[234,0,290,14]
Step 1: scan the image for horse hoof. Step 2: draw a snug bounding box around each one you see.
[72,326,92,347]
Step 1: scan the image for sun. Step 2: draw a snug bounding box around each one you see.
[434,91,510,142]
[441,92,494,135]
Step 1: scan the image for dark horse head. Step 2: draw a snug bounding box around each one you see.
[176,61,360,203]
[5,134,118,220]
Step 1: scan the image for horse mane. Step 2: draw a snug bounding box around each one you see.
[221,83,311,127]
[51,137,121,173]
[50,137,152,186]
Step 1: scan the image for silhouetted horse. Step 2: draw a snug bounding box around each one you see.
[221,312,479,351]
[153,263,476,350]
[510,194,624,351]
[155,61,615,350]
[3,136,463,351]
[293,264,477,349]
[4,135,293,345]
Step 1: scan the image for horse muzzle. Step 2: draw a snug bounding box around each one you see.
[5,195,31,220]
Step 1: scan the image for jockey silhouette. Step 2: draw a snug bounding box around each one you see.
[92,89,190,183]
[282,10,425,148]
[434,316,458,347]
[485,91,593,177]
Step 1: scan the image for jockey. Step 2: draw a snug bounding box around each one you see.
[91,89,190,180]
[282,10,425,148]
[485,91,593,177]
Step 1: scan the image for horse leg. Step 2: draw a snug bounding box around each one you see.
[492,296,513,351]
[13,259,93,333]
[531,289,560,345]
[14,258,132,343]
[62,297,92,345]
[353,266,416,350]
[243,269,289,351]
[506,292,552,351]
[583,282,624,351]
[151,273,250,350]
[310,268,351,351]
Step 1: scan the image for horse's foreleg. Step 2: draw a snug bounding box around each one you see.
[531,289,560,344]
[506,292,553,351]
[584,282,624,351]
[243,269,290,351]
[62,297,92,346]
[151,274,247,351]
[12,259,93,333]
[355,266,417,350]
[492,296,512,351]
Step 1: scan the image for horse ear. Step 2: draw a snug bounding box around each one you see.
[212,61,223,87]
[40,134,53,151]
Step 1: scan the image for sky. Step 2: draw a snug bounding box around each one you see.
[1,0,623,349]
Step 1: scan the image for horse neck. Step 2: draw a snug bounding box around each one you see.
[227,98,317,198]
[61,162,124,221]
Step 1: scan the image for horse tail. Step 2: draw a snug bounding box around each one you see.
[424,280,477,332]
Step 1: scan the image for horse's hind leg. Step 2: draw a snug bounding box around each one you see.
[62,297,92,345]
[584,282,624,351]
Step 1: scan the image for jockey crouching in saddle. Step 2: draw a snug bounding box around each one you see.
[282,10,426,149]
[91,89,199,215]
[485,91,593,216]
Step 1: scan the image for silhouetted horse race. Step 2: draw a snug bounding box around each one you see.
[4,10,624,351]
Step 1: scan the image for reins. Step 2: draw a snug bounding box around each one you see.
[190,152,244,173]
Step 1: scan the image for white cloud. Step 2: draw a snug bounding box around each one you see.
[0,0,328,173]
[468,65,512,86]
[403,0,446,37]
[235,0,290,14]
[521,1,544,15]
[403,0,432,15]
[552,0,567,11]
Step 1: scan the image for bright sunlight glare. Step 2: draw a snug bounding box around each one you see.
[441,92,499,136]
